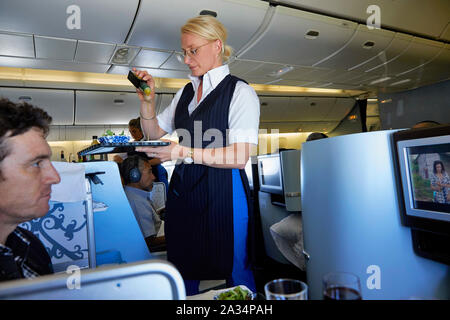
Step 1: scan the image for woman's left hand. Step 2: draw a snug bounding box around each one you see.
[136,140,186,162]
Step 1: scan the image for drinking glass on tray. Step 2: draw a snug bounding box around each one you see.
[322,272,362,300]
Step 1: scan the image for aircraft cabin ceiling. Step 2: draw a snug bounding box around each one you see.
[0,0,448,132]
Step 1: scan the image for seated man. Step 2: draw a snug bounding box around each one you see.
[128,117,169,194]
[113,117,169,194]
[0,98,61,282]
[120,155,166,252]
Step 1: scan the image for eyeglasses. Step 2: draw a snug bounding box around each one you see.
[176,42,211,63]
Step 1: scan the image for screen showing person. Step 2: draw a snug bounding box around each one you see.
[406,143,450,213]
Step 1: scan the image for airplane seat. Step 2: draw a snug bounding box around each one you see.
[258,191,293,265]
[147,181,167,258]
[19,200,95,273]
[19,162,96,273]
[81,161,152,266]
[0,259,186,300]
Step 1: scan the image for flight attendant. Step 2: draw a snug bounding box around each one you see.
[133,15,260,295]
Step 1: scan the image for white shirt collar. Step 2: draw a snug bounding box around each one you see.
[188,64,230,92]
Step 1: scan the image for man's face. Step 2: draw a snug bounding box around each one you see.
[138,160,155,192]
[0,128,61,225]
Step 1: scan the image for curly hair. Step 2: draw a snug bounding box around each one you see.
[0,98,52,164]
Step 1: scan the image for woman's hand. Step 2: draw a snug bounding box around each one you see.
[132,67,156,103]
[136,140,187,162]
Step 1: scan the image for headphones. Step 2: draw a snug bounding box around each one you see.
[128,156,141,183]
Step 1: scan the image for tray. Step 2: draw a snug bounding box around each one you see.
[78,141,170,156]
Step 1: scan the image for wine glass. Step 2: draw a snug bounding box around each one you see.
[322,272,362,300]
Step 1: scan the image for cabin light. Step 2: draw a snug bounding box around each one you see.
[305,30,320,39]
[370,77,391,85]
[380,98,392,104]
[389,79,411,86]
[348,115,358,120]
[367,98,378,102]
[363,41,375,49]
[199,9,217,17]
[112,48,130,64]
[269,66,294,77]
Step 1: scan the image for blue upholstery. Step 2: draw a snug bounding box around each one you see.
[20,161,151,273]
[19,201,90,273]
[81,161,152,265]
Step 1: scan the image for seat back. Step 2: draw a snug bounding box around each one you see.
[19,164,96,273]
[0,259,185,300]
[149,181,166,213]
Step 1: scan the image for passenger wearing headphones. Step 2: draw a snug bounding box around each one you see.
[121,155,165,252]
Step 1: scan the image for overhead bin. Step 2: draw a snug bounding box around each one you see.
[259,96,354,123]
[0,56,110,74]
[127,0,269,52]
[387,45,450,89]
[288,97,336,121]
[314,25,395,70]
[441,23,450,42]
[259,121,338,134]
[348,33,413,73]
[75,91,140,125]
[158,53,190,71]
[133,49,172,69]
[228,59,264,78]
[363,37,445,76]
[0,32,34,58]
[275,79,317,87]
[0,88,74,125]
[259,96,291,121]
[282,67,335,82]
[297,121,339,133]
[35,36,77,60]
[238,61,294,84]
[108,65,189,80]
[0,0,139,44]
[272,0,450,41]
[239,6,357,66]
[326,98,355,121]
[75,41,116,64]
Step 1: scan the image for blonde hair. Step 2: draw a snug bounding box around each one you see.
[181,15,233,62]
